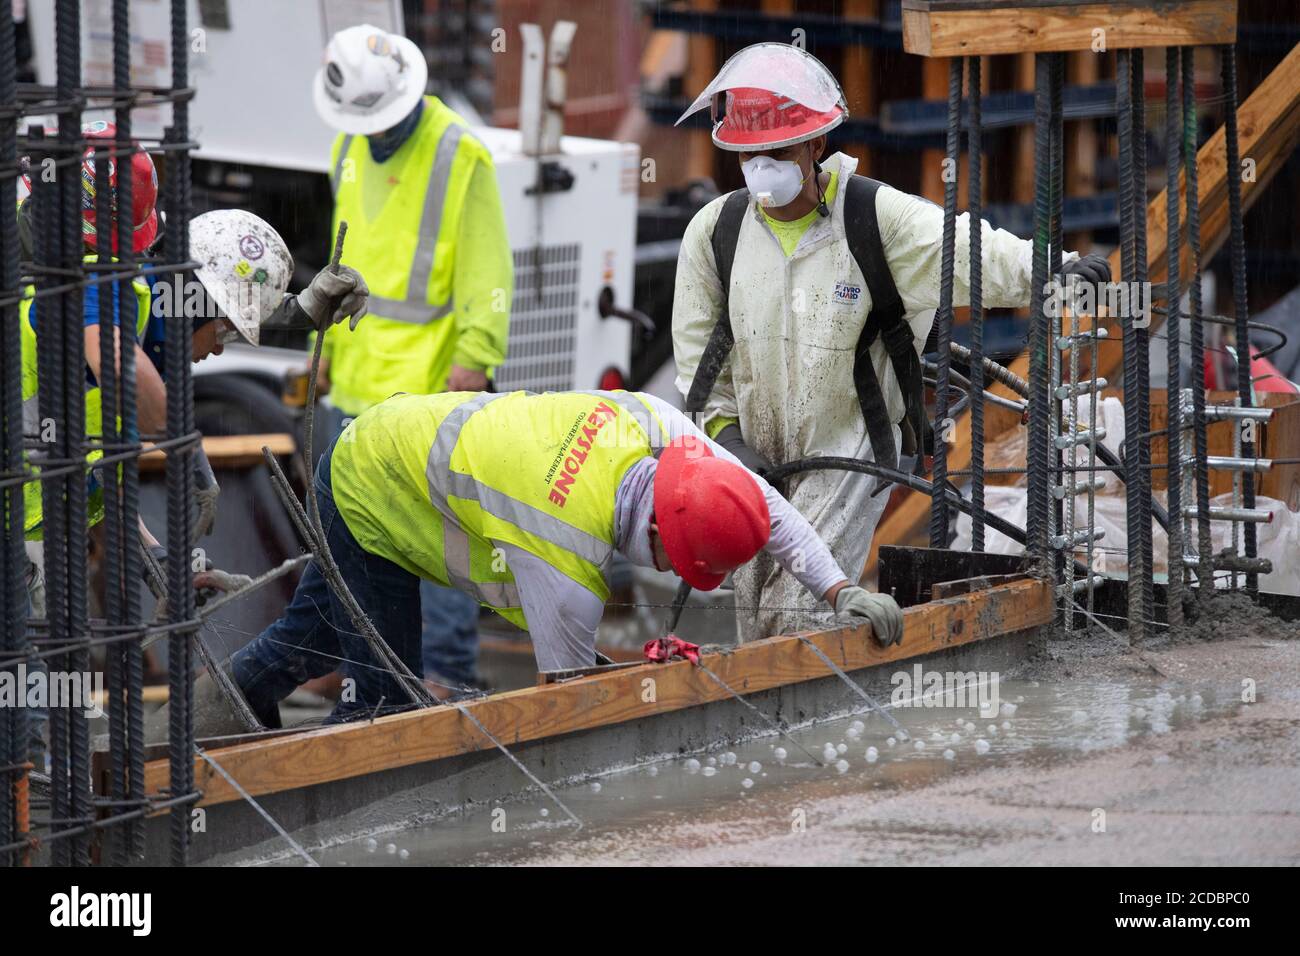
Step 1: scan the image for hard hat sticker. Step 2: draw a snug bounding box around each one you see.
[239,234,265,260]
[234,259,252,278]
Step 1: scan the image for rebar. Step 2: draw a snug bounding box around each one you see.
[967,55,985,552]
[1164,47,1185,628]
[1025,54,1053,569]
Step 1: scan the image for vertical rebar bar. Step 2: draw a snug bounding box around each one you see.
[165,0,197,867]
[1183,46,1213,593]
[929,56,962,548]
[1164,47,1185,629]
[968,55,985,553]
[1131,49,1155,630]
[1218,44,1257,595]
[0,0,24,868]
[1026,54,1053,568]
[1115,48,1146,643]
[1049,53,1065,602]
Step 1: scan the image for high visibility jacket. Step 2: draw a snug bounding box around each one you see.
[20,266,152,538]
[324,96,513,416]
[330,390,670,630]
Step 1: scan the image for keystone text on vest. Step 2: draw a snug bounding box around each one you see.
[545,401,618,508]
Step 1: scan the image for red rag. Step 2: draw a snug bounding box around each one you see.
[643,635,701,665]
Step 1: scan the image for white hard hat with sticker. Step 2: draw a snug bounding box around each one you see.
[313,24,428,136]
[189,209,292,346]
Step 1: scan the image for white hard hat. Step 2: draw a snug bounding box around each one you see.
[189,209,292,346]
[313,24,428,136]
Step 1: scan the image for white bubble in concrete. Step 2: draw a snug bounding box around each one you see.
[865,747,878,763]
[914,740,926,751]
[365,838,377,853]
[774,747,788,761]
[846,726,862,740]
[836,743,848,755]
[835,759,849,773]
[822,744,838,762]
[1001,720,1011,730]
[963,721,976,733]
[931,731,945,741]
[724,751,737,765]
[685,758,701,772]
[1000,702,1018,717]
[943,749,955,760]
[742,777,754,789]
[707,756,717,767]
[1134,706,1147,719]
[540,808,549,817]
[975,738,990,754]
[850,720,865,734]
[950,732,962,744]
[591,782,602,792]
[703,766,717,777]
[386,843,397,854]
[886,737,897,747]
[646,765,659,776]
[399,849,410,860]
[988,724,998,735]
[749,761,762,773]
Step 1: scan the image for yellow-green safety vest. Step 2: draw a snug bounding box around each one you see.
[331,390,670,630]
[20,265,152,538]
[324,95,495,415]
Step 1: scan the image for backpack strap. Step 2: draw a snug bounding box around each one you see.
[843,175,929,470]
[685,189,750,414]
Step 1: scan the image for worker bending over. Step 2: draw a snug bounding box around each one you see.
[229,389,903,726]
[313,23,515,694]
[672,43,1112,639]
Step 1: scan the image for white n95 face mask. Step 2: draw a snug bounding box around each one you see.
[741,154,806,208]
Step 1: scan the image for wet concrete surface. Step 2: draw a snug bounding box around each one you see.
[278,626,1300,867]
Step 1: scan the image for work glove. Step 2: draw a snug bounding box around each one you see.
[834,586,904,648]
[192,446,220,538]
[715,423,774,478]
[296,265,370,331]
[193,567,254,608]
[1060,253,1111,287]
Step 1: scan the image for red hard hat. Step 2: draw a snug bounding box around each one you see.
[714,87,846,151]
[654,435,771,591]
[675,43,848,152]
[79,120,159,253]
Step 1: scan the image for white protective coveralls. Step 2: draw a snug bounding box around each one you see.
[673,151,1074,640]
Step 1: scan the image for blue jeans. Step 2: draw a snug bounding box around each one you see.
[231,441,422,724]
[326,401,479,690]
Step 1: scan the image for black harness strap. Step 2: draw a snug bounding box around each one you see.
[685,188,750,414]
[687,175,926,473]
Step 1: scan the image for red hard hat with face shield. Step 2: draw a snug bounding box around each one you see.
[654,435,771,591]
[675,42,848,151]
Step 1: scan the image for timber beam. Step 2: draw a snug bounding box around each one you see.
[138,577,1052,809]
[902,0,1237,57]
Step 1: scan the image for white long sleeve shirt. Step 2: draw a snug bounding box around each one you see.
[504,392,848,672]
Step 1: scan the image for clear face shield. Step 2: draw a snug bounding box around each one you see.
[674,42,846,128]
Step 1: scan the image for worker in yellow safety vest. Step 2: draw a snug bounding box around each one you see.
[312,23,514,695]
[229,389,904,726]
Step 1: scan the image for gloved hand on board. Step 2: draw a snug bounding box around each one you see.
[834,586,903,647]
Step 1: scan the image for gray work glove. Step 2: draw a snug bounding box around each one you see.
[296,264,370,331]
[715,423,774,477]
[834,586,903,647]
[1060,253,1111,286]
[192,446,220,538]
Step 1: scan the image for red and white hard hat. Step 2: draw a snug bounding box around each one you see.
[654,435,771,591]
[313,24,428,136]
[21,121,160,253]
[675,42,848,151]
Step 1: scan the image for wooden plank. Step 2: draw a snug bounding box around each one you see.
[866,41,1300,580]
[143,577,1052,808]
[138,432,295,472]
[902,0,1236,57]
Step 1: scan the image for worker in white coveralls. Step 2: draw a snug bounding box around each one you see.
[228,389,904,726]
[312,23,514,696]
[672,44,1112,640]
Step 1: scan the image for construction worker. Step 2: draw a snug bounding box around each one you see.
[672,43,1112,640]
[228,388,902,726]
[312,23,514,695]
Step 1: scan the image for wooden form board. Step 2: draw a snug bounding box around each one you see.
[138,432,295,472]
[139,577,1052,809]
[866,40,1300,580]
[902,0,1237,57]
